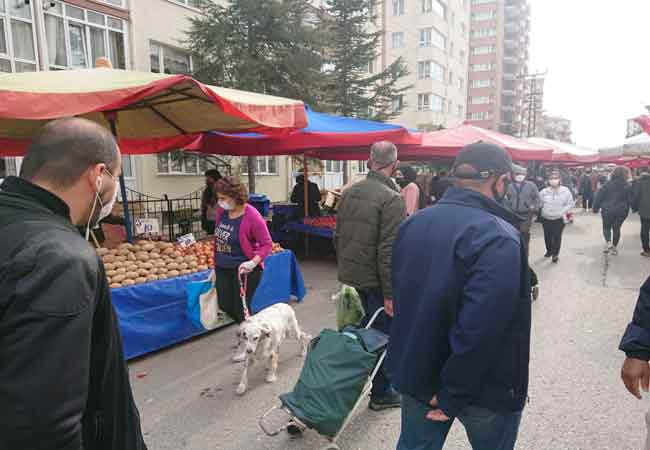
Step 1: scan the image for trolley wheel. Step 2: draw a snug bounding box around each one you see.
[286,420,305,436]
[320,445,339,450]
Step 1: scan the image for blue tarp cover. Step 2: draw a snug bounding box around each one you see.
[112,251,306,359]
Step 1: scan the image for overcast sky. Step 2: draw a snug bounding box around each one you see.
[528,0,650,149]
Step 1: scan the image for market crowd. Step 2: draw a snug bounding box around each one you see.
[3,118,650,450]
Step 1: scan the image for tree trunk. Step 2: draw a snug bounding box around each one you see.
[247,156,257,194]
[342,161,348,185]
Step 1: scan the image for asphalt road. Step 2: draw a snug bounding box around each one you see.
[130,211,650,450]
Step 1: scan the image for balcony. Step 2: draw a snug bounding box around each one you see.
[502,89,516,97]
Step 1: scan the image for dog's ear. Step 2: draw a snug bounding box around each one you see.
[260,324,272,338]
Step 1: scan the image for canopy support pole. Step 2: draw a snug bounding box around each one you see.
[108,116,134,243]
[303,154,310,257]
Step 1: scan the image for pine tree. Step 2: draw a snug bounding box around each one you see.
[322,0,410,121]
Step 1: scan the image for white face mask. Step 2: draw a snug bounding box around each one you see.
[549,179,560,187]
[515,175,526,183]
[218,200,235,211]
[86,169,118,240]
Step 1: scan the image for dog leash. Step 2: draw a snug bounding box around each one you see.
[238,269,251,320]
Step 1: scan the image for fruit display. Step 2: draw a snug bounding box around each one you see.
[303,216,336,230]
[272,242,284,254]
[99,240,213,289]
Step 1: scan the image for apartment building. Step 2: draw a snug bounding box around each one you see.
[466,0,530,135]
[377,0,470,130]
[540,115,572,143]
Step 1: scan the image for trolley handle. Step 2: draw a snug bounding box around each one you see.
[365,307,385,329]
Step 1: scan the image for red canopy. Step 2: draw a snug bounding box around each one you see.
[397,124,555,162]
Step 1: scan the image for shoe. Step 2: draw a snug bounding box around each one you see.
[552,256,559,263]
[369,389,401,411]
[603,244,611,254]
[641,251,650,258]
[532,285,539,301]
[610,246,618,256]
[544,252,552,258]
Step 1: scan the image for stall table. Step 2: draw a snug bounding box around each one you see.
[112,251,306,360]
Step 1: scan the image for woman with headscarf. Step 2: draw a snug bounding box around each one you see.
[593,166,631,255]
[396,164,421,216]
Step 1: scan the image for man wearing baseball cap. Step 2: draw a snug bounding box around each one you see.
[388,142,532,450]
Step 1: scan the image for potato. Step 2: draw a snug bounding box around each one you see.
[157,273,168,280]
[142,243,155,252]
[189,261,198,269]
[146,275,159,282]
[157,268,168,274]
[112,274,126,284]
[162,247,175,256]
[184,255,198,262]
[167,262,179,270]
[168,270,180,277]
[109,249,118,256]
[122,279,135,286]
[106,270,117,278]
[102,254,116,264]
[115,267,127,275]
[127,252,137,262]
[180,269,191,275]
[137,268,149,277]
[117,248,131,257]
[178,263,189,270]
[141,262,154,270]
[115,255,128,263]
[118,243,134,250]
[135,277,147,284]
[171,251,182,259]
[125,271,139,280]
[156,260,167,268]
[97,248,110,256]
[135,240,149,246]
[135,252,150,261]
[110,283,123,289]
[198,265,209,271]
[104,262,115,271]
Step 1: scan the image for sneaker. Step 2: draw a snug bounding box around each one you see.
[532,285,540,301]
[603,244,611,254]
[641,251,650,258]
[544,252,552,258]
[369,389,401,411]
[610,246,618,256]
[552,256,559,264]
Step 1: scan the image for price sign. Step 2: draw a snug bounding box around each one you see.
[177,233,197,248]
[134,218,160,235]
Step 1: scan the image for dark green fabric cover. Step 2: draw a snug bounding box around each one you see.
[280,329,378,437]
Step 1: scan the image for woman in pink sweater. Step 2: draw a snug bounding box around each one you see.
[213,177,272,340]
[396,165,421,216]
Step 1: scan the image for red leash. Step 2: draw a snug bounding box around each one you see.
[238,269,251,320]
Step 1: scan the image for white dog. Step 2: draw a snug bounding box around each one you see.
[236,303,311,395]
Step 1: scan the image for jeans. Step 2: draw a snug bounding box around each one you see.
[582,192,593,210]
[542,218,565,257]
[642,218,650,252]
[602,212,627,246]
[397,394,522,450]
[357,287,391,398]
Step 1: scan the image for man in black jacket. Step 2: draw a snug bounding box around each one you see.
[633,168,650,257]
[0,118,147,450]
[621,277,650,401]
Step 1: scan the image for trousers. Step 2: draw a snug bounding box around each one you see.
[602,212,627,246]
[542,218,565,257]
[215,267,262,323]
[357,287,391,397]
[642,218,650,252]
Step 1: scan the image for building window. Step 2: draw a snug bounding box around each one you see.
[391,31,405,49]
[392,0,405,16]
[367,59,375,74]
[470,96,493,105]
[157,151,205,175]
[469,111,491,121]
[419,0,445,17]
[470,63,495,72]
[419,27,446,50]
[168,0,203,8]
[471,45,496,56]
[447,100,452,114]
[325,160,343,173]
[357,160,368,174]
[241,156,278,175]
[98,0,126,7]
[392,95,404,113]
[417,60,443,81]
[449,41,454,57]
[471,0,496,5]
[448,69,453,85]
[470,78,495,88]
[460,49,466,62]
[460,22,466,35]
[150,42,192,74]
[459,77,464,90]
[44,2,126,70]
[471,28,497,39]
[417,93,443,112]
[471,10,496,21]
[457,104,464,117]
[0,1,38,73]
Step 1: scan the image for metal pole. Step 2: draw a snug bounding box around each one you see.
[303,154,309,218]
[108,117,134,243]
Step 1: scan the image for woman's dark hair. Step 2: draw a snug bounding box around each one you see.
[205,168,222,180]
[611,166,629,182]
[215,176,249,205]
[399,164,417,184]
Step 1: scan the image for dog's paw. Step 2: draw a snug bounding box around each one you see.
[236,383,247,395]
[265,374,277,383]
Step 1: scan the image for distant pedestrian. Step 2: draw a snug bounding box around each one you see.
[430,170,453,204]
[389,142,531,450]
[505,164,541,298]
[290,173,321,219]
[620,276,650,450]
[540,171,574,263]
[201,168,222,234]
[632,168,650,257]
[593,166,631,256]
[579,168,595,210]
[335,141,406,411]
[396,164,421,216]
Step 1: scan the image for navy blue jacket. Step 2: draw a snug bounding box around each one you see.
[387,187,532,418]
[620,276,650,360]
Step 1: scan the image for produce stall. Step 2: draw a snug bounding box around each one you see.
[285,216,336,240]
[102,241,306,359]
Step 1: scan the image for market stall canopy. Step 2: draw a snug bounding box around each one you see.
[526,137,600,163]
[599,133,650,160]
[189,108,421,157]
[398,123,555,162]
[0,68,307,156]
